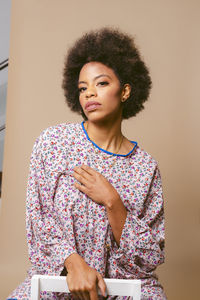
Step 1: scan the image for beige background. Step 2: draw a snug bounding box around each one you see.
[0,0,200,299]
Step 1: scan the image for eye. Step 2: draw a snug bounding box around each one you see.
[78,87,86,93]
[98,81,109,86]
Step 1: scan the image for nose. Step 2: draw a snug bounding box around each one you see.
[85,86,97,98]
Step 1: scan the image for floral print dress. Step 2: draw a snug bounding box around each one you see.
[8,122,167,300]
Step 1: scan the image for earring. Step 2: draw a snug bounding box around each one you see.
[121,97,126,102]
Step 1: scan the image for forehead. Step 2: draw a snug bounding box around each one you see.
[78,61,117,80]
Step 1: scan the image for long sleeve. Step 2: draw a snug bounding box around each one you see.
[26,132,77,276]
[108,164,165,277]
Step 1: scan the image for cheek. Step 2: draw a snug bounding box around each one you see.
[79,95,84,107]
[104,89,121,105]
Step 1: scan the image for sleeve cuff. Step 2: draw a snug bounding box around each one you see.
[49,241,77,275]
[110,210,156,261]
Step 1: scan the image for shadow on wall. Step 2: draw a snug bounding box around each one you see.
[0,79,8,199]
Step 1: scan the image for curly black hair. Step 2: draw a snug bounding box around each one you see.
[62,26,152,120]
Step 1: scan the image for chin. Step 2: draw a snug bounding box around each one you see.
[86,114,104,123]
[87,112,120,125]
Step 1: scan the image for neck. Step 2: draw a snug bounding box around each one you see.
[84,119,123,153]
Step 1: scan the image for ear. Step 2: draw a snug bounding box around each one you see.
[121,84,131,102]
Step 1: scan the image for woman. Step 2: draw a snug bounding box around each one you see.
[8,27,166,299]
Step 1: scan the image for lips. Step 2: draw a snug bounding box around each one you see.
[85,101,101,111]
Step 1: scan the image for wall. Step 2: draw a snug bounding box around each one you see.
[0,0,11,184]
[0,0,200,299]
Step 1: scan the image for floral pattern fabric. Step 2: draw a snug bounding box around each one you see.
[8,122,167,299]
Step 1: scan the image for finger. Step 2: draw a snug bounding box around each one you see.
[70,288,89,300]
[74,166,93,181]
[73,172,88,186]
[75,291,82,300]
[71,291,80,300]
[74,182,88,194]
[67,289,78,300]
[89,287,98,300]
[73,289,90,300]
[82,291,90,300]
[81,164,97,176]
[97,272,107,297]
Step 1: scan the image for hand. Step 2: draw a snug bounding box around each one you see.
[65,253,106,300]
[73,164,120,207]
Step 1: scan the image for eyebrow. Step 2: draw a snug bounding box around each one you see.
[78,74,112,85]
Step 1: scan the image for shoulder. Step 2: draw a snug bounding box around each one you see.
[129,145,163,184]
[132,144,159,171]
[33,122,81,150]
[40,122,79,138]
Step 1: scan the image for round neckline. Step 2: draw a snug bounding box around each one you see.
[81,121,137,157]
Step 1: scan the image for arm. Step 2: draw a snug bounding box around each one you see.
[110,165,165,273]
[73,164,127,245]
[26,132,77,275]
[27,133,106,299]
[105,195,127,246]
[73,163,165,273]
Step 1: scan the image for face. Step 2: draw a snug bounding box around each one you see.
[78,62,127,123]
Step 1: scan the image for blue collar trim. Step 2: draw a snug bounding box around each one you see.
[81,121,137,157]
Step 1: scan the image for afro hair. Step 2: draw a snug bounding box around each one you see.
[62,26,152,120]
